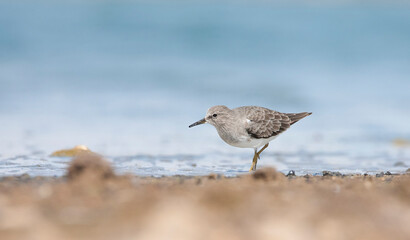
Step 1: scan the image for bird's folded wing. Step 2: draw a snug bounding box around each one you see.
[245,109,291,139]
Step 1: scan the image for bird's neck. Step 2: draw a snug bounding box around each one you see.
[214,117,241,144]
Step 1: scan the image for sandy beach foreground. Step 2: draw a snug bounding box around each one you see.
[0,154,409,240]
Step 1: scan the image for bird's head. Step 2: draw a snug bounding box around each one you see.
[189,105,231,128]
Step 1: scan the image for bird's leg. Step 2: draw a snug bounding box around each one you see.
[249,144,270,171]
[249,149,258,172]
[257,143,269,157]
[249,143,270,172]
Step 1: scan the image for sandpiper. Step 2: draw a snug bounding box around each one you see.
[189,105,311,171]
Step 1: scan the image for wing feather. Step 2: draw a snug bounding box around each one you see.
[243,107,292,139]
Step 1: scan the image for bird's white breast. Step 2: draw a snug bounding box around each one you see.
[227,135,277,149]
[214,117,277,149]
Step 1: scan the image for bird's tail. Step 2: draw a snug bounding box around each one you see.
[286,112,312,125]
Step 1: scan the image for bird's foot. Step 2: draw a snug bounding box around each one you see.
[249,154,258,171]
[249,163,256,172]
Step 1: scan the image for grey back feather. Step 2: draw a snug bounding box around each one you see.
[235,106,311,139]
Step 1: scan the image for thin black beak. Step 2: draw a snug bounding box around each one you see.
[189,118,206,128]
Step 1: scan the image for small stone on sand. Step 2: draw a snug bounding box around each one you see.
[50,145,92,157]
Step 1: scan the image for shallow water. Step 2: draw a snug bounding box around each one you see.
[1,144,409,177]
[1,1,410,176]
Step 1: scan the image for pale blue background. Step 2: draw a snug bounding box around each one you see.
[1,1,409,176]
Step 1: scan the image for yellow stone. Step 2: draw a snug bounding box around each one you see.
[50,145,92,157]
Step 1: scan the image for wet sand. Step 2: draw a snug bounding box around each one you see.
[0,154,409,240]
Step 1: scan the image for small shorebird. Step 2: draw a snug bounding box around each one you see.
[189,105,311,171]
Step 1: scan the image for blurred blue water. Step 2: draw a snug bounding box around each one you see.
[0,1,410,176]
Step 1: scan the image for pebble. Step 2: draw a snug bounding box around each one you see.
[286,170,296,177]
[375,172,384,178]
[322,171,342,177]
[207,173,219,180]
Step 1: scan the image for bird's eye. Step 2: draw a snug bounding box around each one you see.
[213,114,218,118]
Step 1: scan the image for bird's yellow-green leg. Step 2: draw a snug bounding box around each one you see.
[249,150,258,172]
[249,143,269,171]
[257,143,269,157]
